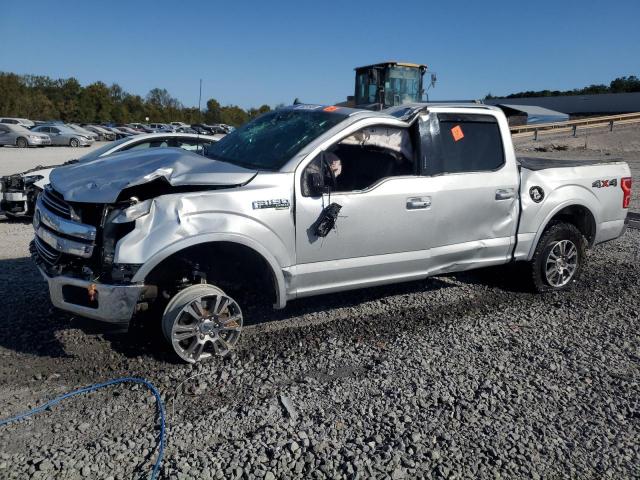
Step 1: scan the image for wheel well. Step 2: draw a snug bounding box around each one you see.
[145,241,278,306]
[546,205,596,246]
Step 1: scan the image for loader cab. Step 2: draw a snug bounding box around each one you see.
[354,62,427,109]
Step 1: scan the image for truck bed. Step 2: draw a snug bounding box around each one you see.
[517,157,619,171]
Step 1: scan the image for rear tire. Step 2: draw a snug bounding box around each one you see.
[162,284,243,363]
[530,221,586,292]
[16,137,28,148]
[69,138,80,147]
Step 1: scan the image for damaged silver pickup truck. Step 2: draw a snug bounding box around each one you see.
[31,104,632,362]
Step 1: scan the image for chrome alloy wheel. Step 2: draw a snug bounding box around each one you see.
[544,240,578,288]
[166,286,243,363]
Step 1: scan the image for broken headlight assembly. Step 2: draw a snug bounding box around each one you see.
[111,199,153,224]
[101,199,152,274]
[23,174,44,185]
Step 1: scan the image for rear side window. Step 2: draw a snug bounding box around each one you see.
[428,114,504,175]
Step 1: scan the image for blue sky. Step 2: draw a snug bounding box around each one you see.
[2,0,639,109]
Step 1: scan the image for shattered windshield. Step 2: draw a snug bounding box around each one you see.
[204,108,347,170]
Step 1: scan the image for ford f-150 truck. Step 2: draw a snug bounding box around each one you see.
[30,104,632,363]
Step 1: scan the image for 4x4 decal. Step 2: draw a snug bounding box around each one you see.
[592,178,617,188]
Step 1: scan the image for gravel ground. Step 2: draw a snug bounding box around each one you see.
[0,127,638,479]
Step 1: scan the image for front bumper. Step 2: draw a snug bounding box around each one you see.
[36,264,144,324]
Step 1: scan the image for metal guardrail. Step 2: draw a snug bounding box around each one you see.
[511,112,640,139]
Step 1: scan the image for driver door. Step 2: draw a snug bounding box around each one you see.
[293,125,436,298]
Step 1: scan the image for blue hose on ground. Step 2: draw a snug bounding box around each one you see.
[0,376,165,480]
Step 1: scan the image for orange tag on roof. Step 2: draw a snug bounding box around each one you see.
[323,106,339,112]
[451,125,464,142]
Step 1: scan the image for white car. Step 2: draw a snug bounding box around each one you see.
[0,117,36,129]
[0,133,222,217]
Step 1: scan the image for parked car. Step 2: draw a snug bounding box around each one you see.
[0,133,221,217]
[0,123,51,148]
[101,126,132,139]
[127,123,155,133]
[0,117,35,129]
[115,126,142,135]
[170,121,189,129]
[67,124,100,141]
[149,123,174,132]
[31,125,94,147]
[174,126,198,134]
[82,125,116,141]
[29,104,632,363]
[190,123,223,135]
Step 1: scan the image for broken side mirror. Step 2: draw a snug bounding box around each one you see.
[308,172,326,197]
[307,152,336,196]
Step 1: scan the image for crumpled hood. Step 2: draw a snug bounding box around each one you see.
[50,147,258,203]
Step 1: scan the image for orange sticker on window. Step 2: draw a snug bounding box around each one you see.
[451,125,464,142]
[323,106,339,112]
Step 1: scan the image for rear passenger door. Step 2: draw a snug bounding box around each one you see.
[420,111,519,273]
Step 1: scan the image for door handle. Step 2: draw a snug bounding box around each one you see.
[406,197,431,210]
[495,188,515,200]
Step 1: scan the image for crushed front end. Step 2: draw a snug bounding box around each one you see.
[31,185,145,323]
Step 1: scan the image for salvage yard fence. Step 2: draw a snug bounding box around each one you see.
[510,112,640,140]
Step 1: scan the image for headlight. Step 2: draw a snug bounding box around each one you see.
[28,135,41,140]
[112,199,153,223]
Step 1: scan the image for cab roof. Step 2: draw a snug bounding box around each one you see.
[280,102,500,123]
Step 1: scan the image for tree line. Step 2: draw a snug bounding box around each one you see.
[485,75,640,99]
[0,72,273,126]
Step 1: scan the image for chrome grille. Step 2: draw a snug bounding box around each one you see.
[34,235,61,265]
[41,186,71,220]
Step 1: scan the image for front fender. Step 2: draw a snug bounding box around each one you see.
[115,195,294,308]
[130,232,289,309]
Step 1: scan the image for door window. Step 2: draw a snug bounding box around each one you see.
[427,114,504,175]
[301,125,415,196]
